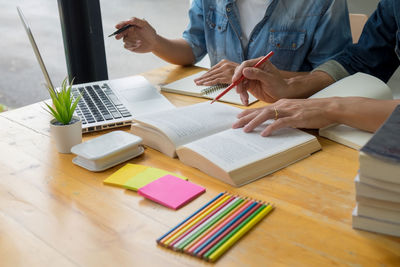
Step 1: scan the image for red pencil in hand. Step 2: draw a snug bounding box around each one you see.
[210,51,274,104]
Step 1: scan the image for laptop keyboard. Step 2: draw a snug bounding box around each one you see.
[71,83,132,125]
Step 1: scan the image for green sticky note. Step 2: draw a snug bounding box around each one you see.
[124,167,187,191]
[103,163,187,191]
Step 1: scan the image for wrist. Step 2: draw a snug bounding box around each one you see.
[151,34,164,53]
[324,97,343,125]
[286,71,335,98]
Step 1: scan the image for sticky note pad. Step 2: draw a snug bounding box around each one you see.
[103,164,187,191]
[138,175,206,209]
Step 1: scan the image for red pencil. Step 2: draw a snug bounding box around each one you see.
[196,203,263,257]
[210,51,274,104]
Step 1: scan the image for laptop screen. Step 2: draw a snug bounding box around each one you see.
[17,6,54,91]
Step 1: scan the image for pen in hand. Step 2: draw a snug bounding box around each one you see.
[210,51,274,104]
[108,24,133,37]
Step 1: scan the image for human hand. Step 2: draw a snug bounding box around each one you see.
[233,57,291,105]
[194,59,239,86]
[232,98,338,136]
[115,17,158,53]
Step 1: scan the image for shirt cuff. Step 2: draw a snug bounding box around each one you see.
[312,60,350,81]
[182,36,205,64]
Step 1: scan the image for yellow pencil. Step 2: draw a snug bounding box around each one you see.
[159,192,227,244]
[207,204,274,262]
[163,194,233,246]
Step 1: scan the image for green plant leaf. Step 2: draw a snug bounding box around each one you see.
[44,103,62,123]
[44,76,79,125]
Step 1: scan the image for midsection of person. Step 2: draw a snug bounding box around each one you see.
[184,0,351,71]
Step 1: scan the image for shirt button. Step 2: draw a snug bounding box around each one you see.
[292,43,297,48]
[226,7,231,12]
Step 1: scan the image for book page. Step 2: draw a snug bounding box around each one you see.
[132,102,241,147]
[319,124,372,150]
[181,122,316,172]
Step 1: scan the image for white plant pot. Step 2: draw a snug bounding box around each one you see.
[50,116,82,153]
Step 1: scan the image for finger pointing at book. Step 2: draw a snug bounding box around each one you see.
[232,98,338,137]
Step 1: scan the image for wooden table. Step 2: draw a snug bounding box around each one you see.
[1,65,399,266]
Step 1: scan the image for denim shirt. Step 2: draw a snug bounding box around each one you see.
[335,0,400,83]
[183,0,352,72]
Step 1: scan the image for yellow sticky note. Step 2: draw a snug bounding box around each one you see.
[103,163,187,191]
[103,164,149,187]
[124,168,187,191]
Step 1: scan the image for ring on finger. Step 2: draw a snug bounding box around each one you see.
[274,106,279,120]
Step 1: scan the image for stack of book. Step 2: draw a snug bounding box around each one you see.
[352,105,400,237]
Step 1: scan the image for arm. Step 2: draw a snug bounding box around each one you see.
[334,0,399,82]
[305,0,352,68]
[115,18,195,66]
[233,98,400,136]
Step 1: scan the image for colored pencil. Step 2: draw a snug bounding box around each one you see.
[158,192,227,244]
[163,194,232,246]
[184,198,251,253]
[205,204,274,262]
[156,192,274,262]
[210,51,274,104]
[156,192,224,243]
[191,200,259,256]
[175,197,245,251]
[170,196,237,249]
[196,202,261,257]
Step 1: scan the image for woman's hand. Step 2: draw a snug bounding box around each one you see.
[233,98,339,136]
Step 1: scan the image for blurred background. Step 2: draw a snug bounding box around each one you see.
[1,0,398,110]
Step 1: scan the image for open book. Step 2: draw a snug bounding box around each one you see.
[160,71,258,106]
[309,72,393,149]
[130,102,321,187]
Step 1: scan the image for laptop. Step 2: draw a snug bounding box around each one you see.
[17,6,175,133]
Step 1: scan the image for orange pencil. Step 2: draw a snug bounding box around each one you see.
[162,194,232,246]
[185,198,253,254]
[159,192,228,244]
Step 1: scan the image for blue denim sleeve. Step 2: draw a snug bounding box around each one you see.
[182,0,207,63]
[335,0,400,82]
[306,0,352,69]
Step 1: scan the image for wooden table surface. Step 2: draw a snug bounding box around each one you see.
[1,65,399,267]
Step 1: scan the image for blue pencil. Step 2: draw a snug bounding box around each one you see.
[156,192,225,243]
[193,201,258,255]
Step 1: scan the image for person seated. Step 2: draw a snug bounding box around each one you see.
[114,0,351,85]
[232,0,400,136]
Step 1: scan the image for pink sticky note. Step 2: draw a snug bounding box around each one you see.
[138,175,206,209]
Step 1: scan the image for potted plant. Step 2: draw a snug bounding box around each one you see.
[44,78,82,153]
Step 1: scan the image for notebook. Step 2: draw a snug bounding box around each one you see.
[138,174,206,209]
[161,71,258,105]
[309,72,393,149]
[103,163,187,191]
[17,7,175,133]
